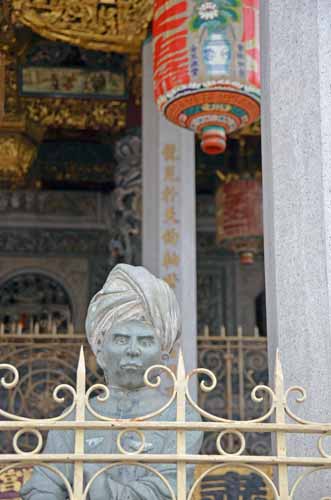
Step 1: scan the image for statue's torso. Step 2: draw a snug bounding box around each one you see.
[21,386,202,499]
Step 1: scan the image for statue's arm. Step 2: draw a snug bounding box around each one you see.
[102,434,202,500]
[20,429,73,500]
[121,405,204,500]
[86,464,173,500]
[105,473,176,500]
[91,408,203,500]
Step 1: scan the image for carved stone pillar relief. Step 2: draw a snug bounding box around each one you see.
[108,134,142,266]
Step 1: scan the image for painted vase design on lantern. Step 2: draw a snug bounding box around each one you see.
[201,30,233,76]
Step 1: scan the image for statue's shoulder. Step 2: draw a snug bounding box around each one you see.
[155,398,202,422]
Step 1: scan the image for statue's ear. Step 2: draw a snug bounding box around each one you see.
[161,351,170,363]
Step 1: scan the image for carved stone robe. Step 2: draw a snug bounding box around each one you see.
[20,386,203,500]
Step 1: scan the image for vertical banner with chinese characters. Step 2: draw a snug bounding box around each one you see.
[159,142,181,295]
[143,40,197,389]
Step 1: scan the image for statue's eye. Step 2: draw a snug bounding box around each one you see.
[140,338,154,347]
[114,335,128,344]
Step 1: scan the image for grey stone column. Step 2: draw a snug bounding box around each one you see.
[142,40,198,378]
[261,1,331,495]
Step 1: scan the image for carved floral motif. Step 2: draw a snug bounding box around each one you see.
[0,134,37,182]
[23,98,127,132]
[11,0,153,54]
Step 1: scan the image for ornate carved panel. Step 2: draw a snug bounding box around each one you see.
[0,257,88,330]
[0,272,72,332]
[0,190,104,226]
[0,228,108,255]
[11,0,152,54]
[24,98,127,132]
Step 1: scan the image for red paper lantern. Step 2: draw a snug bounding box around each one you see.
[153,0,260,155]
[216,177,263,264]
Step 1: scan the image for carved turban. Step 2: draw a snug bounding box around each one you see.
[85,264,181,355]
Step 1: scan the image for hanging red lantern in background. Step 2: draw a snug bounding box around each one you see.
[216,176,263,264]
[153,0,260,155]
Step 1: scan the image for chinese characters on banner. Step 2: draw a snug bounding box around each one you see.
[159,142,181,296]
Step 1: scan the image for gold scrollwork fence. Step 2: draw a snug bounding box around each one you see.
[1,349,331,499]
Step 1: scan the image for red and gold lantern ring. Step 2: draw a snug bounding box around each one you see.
[153,0,260,154]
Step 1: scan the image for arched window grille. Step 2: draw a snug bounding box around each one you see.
[0,272,72,334]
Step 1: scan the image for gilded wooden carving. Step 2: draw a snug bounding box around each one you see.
[11,0,153,54]
[23,97,127,131]
[0,134,36,181]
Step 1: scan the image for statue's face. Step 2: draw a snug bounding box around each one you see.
[101,319,163,389]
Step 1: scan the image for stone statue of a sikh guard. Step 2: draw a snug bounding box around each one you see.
[20,264,202,500]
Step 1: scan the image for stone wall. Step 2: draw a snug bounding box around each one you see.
[0,189,265,334]
[0,190,110,331]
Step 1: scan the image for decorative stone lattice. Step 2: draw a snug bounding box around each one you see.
[0,272,72,333]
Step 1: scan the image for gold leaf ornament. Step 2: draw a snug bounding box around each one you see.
[11,0,153,53]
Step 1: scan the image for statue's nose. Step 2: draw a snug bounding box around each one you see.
[126,338,141,356]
